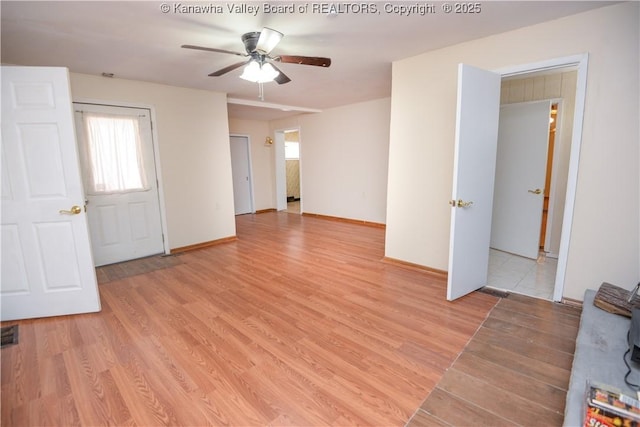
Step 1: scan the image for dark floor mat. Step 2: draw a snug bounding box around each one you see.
[96,254,183,284]
[478,287,510,298]
[1,325,19,348]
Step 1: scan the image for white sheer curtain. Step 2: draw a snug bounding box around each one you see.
[80,112,148,194]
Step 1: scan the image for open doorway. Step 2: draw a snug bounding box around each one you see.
[274,128,302,213]
[487,70,577,300]
[447,55,588,302]
[284,130,301,214]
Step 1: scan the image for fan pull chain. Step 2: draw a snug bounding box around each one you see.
[258,82,265,101]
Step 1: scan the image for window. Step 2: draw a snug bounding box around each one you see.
[81,113,148,194]
[285,141,299,160]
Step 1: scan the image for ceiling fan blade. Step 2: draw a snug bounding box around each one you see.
[269,63,291,85]
[256,27,283,54]
[182,44,246,57]
[208,60,250,77]
[277,55,331,67]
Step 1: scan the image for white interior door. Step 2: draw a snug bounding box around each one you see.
[447,64,502,301]
[229,135,253,215]
[74,104,164,267]
[1,66,101,321]
[490,101,551,259]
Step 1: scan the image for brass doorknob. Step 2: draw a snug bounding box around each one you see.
[449,199,473,208]
[528,188,543,195]
[59,205,82,215]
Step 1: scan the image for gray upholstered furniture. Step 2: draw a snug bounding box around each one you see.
[564,289,640,426]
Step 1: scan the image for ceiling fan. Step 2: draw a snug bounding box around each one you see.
[182,27,332,85]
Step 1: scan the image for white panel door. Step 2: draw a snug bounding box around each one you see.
[447,64,502,301]
[491,101,551,259]
[1,66,101,321]
[74,104,164,266]
[229,135,253,215]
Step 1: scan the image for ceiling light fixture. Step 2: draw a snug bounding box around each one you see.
[239,60,280,83]
[239,60,281,101]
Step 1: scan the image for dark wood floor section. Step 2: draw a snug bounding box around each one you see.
[407,293,582,427]
[0,212,582,426]
[96,254,183,284]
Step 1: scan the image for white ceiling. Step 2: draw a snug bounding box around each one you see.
[1,1,614,121]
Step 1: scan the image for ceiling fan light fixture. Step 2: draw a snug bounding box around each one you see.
[260,63,280,82]
[239,61,280,83]
[256,28,283,54]
[183,26,330,86]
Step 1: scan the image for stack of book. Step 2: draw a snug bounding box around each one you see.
[585,381,640,427]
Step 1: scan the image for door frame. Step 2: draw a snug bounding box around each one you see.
[495,53,589,302]
[543,97,564,257]
[73,98,170,256]
[229,133,255,214]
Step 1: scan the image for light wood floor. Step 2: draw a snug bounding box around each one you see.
[1,212,580,426]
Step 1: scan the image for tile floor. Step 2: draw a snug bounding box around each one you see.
[286,200,300,214]
[487,248,557,300]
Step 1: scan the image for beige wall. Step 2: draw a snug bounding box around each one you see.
[230,98,391,222]
[228,118,274,211]
[386,2,639,301]
[70,73,236,250]
[500,71,577,256]
[270,98,391,223]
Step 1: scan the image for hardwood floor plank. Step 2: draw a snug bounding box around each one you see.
[420,388,517,427]
[38,353,71,398]
[497,296,581,327]
[481,316,577,354]
[472,326,575,370]
[155,333,218,394]
[453,352,567,413]
[206,387,272,426]
[437,369,564,425]
[464,339,572,390]
[407,408,452,427]
[488,303,579,341]
[184,390,232,426]
[296,337,414,419]
[134,335,199,394]
[246,338,383,426]
[33,320,59,359]
[363,350,437,405]
[47,394,83,427]
[9,324,41,404]
[62,346,129,426]
[242,360,339,426]
[109,362,180,426]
